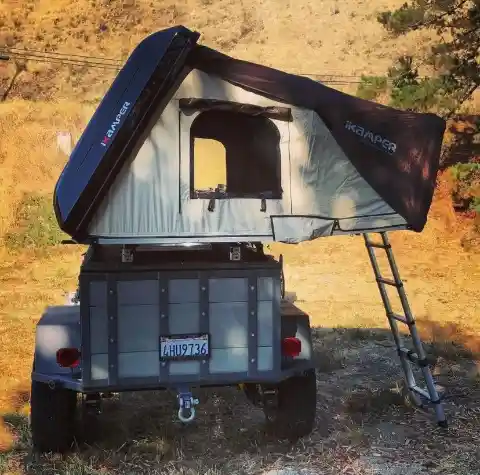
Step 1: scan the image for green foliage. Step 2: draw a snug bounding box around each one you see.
[448,163,480,211]
[4,192,66,250]
[377,0,480,117]
[387,55,418,88]
[449,162,480,181]
[0,453,8,474]
[356,75,388,100]
[471,196,480,212]
[357,55,460,113]
[377,4,426,34]
[389,75,458,113]
[386,55,448,111]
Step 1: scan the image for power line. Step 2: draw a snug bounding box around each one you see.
[4,46,365,75]
[0,55,366,83]
[2,46,371,77]
[0,54,368,84]
[0,46,439,83]
[0,49,122,70]
[0,52,121,71]
[0,47,373,80]
[0,46,122,65]
[1,49,406,91]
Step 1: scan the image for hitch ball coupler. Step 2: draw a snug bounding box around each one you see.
[177,391,199,423]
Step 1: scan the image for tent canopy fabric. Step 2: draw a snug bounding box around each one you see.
[53,26,446,245]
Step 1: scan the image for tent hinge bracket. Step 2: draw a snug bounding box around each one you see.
[260,198,267,212]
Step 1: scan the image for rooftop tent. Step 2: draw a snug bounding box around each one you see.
[53,26,446,245]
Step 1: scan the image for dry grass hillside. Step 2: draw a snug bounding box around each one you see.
[0,0,442,101]
[0,101,94,246]
[0,1,479,474]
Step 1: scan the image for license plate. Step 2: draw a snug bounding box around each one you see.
[160,334,210,361]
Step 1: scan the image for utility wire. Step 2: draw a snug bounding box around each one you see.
[0,48,122,70]
[0,51,122,71]
[1,48,409,89]
[0,47,372,80]
[0,46,123,65]
[0,46,433,83]
[2,46,367,76]
[0,53,366,83]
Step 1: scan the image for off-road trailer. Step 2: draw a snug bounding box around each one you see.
[31,242,316,452]
[30,25,447,453]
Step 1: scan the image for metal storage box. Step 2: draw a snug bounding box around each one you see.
[79,248,283,390]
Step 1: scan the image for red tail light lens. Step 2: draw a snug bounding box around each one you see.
[282,337,301,357]
[56,348,81,368]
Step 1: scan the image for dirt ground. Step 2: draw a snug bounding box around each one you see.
[2,328,480,475]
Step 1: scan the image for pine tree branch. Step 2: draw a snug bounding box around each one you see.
[381,0,479,115]
[401,0,470,31]
[443,80,480,118]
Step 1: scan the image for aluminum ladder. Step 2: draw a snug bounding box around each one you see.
[363,232,447,427]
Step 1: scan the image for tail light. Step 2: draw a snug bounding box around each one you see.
[56,348,81,368]
[282,337,301,357]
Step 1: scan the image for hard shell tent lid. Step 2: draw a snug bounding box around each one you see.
[53,25,446,243]
[53,26,200,239]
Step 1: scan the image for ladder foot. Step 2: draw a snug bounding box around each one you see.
[438,419,448,429]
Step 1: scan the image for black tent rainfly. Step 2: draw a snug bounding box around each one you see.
[53,26,446,244]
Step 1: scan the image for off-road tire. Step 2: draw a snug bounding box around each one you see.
[30,380,77,453]
[264,369,317,441]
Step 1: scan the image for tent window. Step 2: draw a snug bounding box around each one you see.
[192,138,227,192]
[189,110,282,199]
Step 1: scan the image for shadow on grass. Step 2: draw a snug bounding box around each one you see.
[1,321,479,474]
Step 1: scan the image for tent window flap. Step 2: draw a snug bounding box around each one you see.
[180,98,293,122]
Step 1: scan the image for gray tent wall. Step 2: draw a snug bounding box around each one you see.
[87,69,407,244]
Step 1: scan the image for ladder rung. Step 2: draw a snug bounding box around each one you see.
[391,313,410,325]
[399,347,429,367]
[377,277,402,287]
[367,242,390,249]
[399,347,418,361]
[411,385,431,400]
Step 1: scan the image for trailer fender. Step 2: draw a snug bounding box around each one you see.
[281,309,314,366]
[33,305,81,375]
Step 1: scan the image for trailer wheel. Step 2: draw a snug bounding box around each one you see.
[264,369,317,440]
[30,380,77,453]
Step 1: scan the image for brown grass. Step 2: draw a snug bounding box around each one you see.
[0,100,94,247]
[0,0,441,101]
